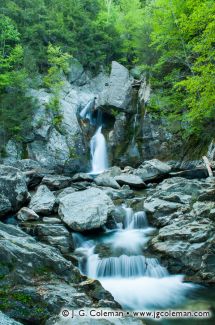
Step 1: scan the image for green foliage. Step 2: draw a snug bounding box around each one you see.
[140,0,215,142]
[44,44,71,92]
[0,0,214,150]
[44,44,71,129]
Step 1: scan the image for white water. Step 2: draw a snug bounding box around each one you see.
[80,99,94,120]
[90,126,108,174]
[74,205,195,311]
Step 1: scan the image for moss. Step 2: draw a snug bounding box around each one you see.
[0,286,49,322]
[69,146,78,159]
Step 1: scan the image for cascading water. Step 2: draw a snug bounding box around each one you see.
[79,98,95,121]
[74,206,195,312]
[90,126,108,174]
[79,99,108,174]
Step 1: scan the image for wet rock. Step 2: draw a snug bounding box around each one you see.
[0,165,29,217]
[95,174,120,189]
[58,188,114,231]
[111,206,127,223]
[41,175,72,190]
[115,174,146,189]
[29,185,56,215]
[17,207,40,222]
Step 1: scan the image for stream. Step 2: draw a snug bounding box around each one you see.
[76,101,215,324]
[72,204,215,324]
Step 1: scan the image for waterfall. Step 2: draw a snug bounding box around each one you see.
[79,99,95,121]
[90,126,108,174]
[88,254,168,278]
[74,205,195,311]
[122,206,148,229]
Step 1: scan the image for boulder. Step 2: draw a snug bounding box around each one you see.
[115,174,146,189]
[96,61,133,110]
[0,165,29,217]
[95,174,120,189]
[102,185,134,200]
[17,207,40,222]
[29,185,56,215]
[133,159,171,183]
[72,173,94,183]
[58,188,114,231]
[41,175,72,190]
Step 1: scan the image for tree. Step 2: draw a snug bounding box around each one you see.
[139,0,215,145]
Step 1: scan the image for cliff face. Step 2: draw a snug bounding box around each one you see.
[1,60,184,173]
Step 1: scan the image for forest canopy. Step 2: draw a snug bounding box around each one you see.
[0,0,214,151]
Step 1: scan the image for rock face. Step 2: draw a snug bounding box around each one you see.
[1,59,184,169]
[0,165,29,217]
[29,185,56,215]
[58,188,114,231]
[0,222,119,324]
[146,177,215,282]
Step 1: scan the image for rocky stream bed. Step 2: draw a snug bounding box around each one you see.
[0,158,215,325]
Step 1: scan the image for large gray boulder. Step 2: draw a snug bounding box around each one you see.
[133,159,171,183]
[97,61,133,110]
[29,185,56,215]
[95,174,120,189]
[58,188,114,231]
[115,174,146,189]
[0,165,29,217]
